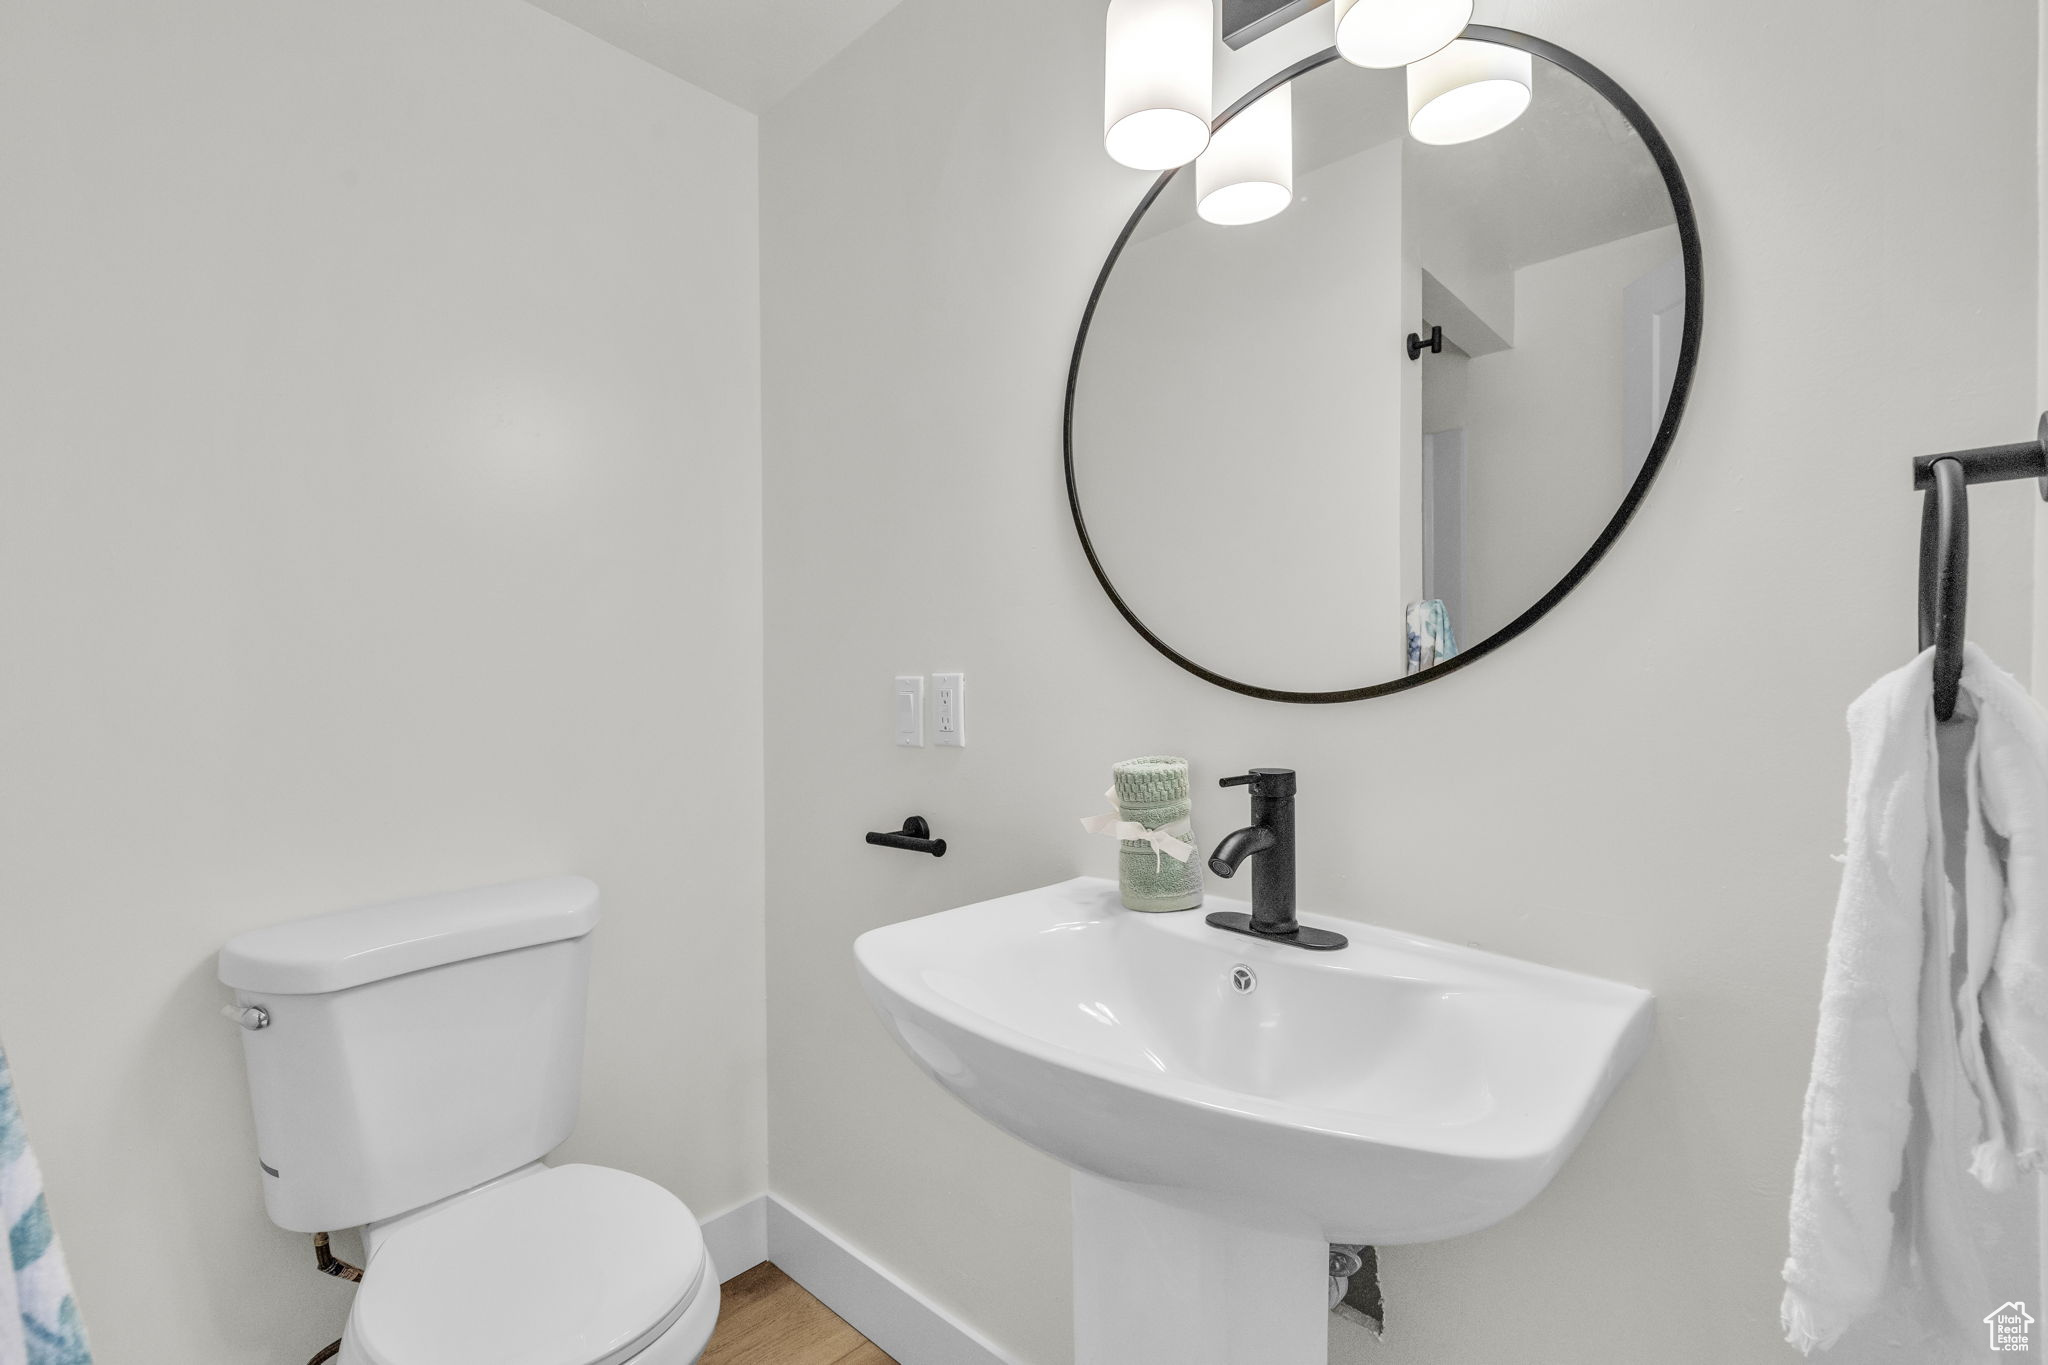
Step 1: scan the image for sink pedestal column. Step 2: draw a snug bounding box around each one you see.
[1070,1173,1328,1365]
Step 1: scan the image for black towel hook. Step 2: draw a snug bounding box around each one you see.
[1911,413,2048,721]
[1918,458,1967,721]
[1405,325,1444,361]
[865,815,946,857]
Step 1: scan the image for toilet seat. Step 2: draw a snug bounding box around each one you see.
[348,1164,710,1365]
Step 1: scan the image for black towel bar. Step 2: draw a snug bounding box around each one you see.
[1913,414,2048,721]
[866,815,946,857]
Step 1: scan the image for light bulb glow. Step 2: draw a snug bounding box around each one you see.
[1407,40,1533,145]
[1333,0,1472,69]
[1104,0,1214,171]
[1196,83,1293,226]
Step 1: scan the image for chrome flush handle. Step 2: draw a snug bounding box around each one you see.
[220,1002,270,1031]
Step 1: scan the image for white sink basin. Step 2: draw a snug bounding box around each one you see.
[855,878,1651,1365]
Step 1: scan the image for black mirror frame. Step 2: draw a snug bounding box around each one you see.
[1062,27,1703,704]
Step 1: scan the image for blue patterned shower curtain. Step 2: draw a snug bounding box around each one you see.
[0,1047,90,1365]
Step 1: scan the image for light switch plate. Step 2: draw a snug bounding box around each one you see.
[894,676,925,747]
[934,672,965,747]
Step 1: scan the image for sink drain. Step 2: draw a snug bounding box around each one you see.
[1229,965,1257,995]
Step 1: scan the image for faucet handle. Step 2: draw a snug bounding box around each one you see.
[1218,768,1296,796]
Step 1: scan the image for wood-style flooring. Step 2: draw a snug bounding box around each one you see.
[701,1263,898,1365]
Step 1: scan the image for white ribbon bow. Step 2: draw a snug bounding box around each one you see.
[1079,787,1195,872]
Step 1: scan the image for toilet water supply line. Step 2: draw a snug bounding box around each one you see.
[313,1231,364,1283]
[1330,1244,1364,1309]
[306,1232,364,1365]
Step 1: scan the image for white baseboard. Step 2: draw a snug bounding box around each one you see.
[696,1191,1021,1365]
[699,1194,768,1281]
[762,1195,1024,1365]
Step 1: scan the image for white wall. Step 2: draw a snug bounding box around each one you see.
[1077,140,1408,690]
[762,4,2037,1365]
[1458,225,1682,642]
[2032,8,2048,1316]
[2037,5,2048,705]
[0,2,764,1361]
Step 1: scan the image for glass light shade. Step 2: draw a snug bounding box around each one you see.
[1333,0,1472,69]
[1407,40,1533,145]
[1196,84,1293,226]
[1104,0,1214,171]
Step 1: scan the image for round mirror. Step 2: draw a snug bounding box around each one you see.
[1066,29,1700,702]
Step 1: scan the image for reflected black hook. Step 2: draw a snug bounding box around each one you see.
[866,815,946,857]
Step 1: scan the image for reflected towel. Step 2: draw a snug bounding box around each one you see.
[1405,600,1457,674]
[0,1047,91,1365]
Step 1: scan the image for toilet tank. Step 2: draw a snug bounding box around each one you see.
[218,877,601,1233]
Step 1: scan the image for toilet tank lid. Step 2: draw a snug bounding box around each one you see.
[219,876,600,995]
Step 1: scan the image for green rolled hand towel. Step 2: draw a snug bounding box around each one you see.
[1080,756,1203,913]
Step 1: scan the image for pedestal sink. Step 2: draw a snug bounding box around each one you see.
[854,878,1652,1365]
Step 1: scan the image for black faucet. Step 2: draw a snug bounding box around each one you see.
[1205,769,1347,952]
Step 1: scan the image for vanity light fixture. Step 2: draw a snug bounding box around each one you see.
[1196,83,1293,225]
[1332,0,1472,69]
[1104,0,1215,171]
[1407,38,1534,144]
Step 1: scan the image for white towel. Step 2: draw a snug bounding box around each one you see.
[1783,644,2047,1354]
[1965,653,2048,1179]
[0,1046,92,1365]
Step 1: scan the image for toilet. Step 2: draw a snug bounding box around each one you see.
[219,876,719,1365]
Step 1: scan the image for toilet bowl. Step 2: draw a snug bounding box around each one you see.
[337,1164,720,1365]
[218,878,720,1365]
